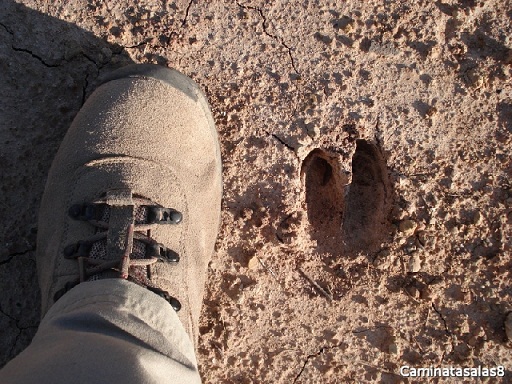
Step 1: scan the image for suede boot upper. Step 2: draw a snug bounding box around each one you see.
[36,65,222,347]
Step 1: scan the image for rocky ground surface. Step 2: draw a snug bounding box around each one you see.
[1,0,511,382]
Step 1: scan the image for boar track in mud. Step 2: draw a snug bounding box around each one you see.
[302,140,391,255]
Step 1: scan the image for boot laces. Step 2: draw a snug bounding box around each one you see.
[55,190,182,311]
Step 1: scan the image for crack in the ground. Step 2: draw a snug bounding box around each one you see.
[7,324,38,359]
[1,20,125,107]
[0,305,17,323]
[3,22,98,105]
[2,21,65,67]
[8,328,22,358]
[124,39,152,49]
[0,285,39,359]
[236,2,300,75]
[431,303,455,362]
[78,52,102,106]
[11,46,60,68]
[82,72,90,106]
[0,246,40,361]
[81,52,99,67]
[0,266,37,358]
[182,0,195,27]
[264,130,296,151]
[431,303,450,336]
[0,255,15,267]
[351,325,394,334]
[293,343,344,383]
[0,248,36,267]
[0,21,14,35]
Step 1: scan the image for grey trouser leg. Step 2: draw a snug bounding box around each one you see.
[0,279,201,384]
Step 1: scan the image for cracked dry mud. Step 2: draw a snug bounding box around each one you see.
[1,0,511,383]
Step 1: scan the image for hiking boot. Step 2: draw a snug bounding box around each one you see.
[36,64,222,347]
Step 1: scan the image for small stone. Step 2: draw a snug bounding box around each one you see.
[398,176,409,187]
[417,231,436,248]
[450,226,459,235]
[417,231,427,245]
[408,253,422,273]
[373,257,385,267]
[388,343,398,354]
[405,285,420,299]
[277,215,300,244]
[373,251,390,268]
[505,312,512,342]
[374,249,390,267]
[333,15,353,31]
[473,211,483,225]
[240,208,253,220]
[478,302,492,313]
[313,32,332,44]
[304,93,320,109]
[248,256,260,270]
[405,245,417,254]
[420,286,432,301]
[399,220,417,237]
[454,342,471,359]
[306,121,320,138]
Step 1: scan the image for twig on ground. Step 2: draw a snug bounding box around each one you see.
[298,268,333,302]
[257,256,277,279]
[257,257,289,294]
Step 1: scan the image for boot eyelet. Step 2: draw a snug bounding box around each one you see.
[169,297,181,312]
[147,207,182,225]
[63,243,78,258]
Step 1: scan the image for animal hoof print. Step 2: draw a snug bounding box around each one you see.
[302,140,391,255]
[302,149,345,245]
[343,140,391,252]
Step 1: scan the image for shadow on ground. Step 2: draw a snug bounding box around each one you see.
[0,1,133,367]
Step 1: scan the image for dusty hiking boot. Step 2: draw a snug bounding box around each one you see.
[36,64,222,346]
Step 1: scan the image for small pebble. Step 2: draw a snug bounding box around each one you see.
[473,211,482,225]
[418,231,436,248]
[408,253,422,273]
[405,285,420,299]
[417,231,428,246]
[398,176,410,187]
[373,250,390,267]
[405,245,417,254]
[399,219,417,237]
[240,208,253,220]
[388,343,398,354]
[420,286,432,301]
[248,256,260,270]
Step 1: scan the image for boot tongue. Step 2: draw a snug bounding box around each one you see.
[87,189,149,281]
[84,190,182,311]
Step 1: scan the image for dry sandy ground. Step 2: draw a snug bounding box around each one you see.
[1,0,511,382]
